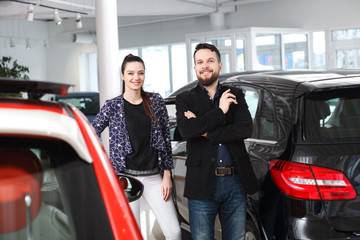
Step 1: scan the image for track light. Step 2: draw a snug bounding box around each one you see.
[75,13,82,29]
[10,38,15,48]
[26,4,34,21]
[26,39,31,50]
[53,9,62,25]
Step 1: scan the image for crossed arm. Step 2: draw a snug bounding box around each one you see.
[176,88,252,144]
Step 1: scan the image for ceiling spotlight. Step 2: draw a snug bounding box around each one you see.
[10,38,15,48]
[53,9,62,25]
[26,4,34,21]
[26,39,31,50]
[75,13,82,29]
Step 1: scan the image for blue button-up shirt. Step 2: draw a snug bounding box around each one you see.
[199,83,233,167]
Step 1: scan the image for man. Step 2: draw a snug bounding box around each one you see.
[175,43,258,240]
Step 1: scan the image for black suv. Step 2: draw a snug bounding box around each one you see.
[167,70,360,240]
[55,92,99,122]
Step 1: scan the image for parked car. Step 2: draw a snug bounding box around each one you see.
[167,70,360,239]
[0,78,143,240]
[55,92,99,122]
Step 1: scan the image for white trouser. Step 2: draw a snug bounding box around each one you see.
[129,174,181,240]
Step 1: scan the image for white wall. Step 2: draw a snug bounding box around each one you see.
[117,15,211,48]
[1,0,360,89]
[226,0,360,31]
[0,20,48,80]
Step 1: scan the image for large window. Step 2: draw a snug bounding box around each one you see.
[329,28,360,69]
[85,43,188,98]
[205,36,231,47]
[142,46,170,96]
[332,28,360,41]
[284,33,308,69]
[336,49,360,69]
[236,35,246,71]
[255,34,281,70]
[171,44,188,93]
[312,31,326,69]
[186,28,314,73]
[189,39,201,81]
[206,36,232,75]
[119,49,139,64]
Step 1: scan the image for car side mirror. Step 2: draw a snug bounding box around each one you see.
[118,175,143,202]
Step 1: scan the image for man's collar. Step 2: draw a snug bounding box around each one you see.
[198,81,221,94]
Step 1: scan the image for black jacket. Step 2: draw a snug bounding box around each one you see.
[175,83,259,199]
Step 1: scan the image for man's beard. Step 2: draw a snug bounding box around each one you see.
[197,70,219,87]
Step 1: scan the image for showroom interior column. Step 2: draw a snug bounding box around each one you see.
[95,0,120,153]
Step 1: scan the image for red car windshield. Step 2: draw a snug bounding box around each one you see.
[0,137,115,240]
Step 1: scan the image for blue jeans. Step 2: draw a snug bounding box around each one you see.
[188,175,247,240]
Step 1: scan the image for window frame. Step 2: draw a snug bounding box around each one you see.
[231,83,279,141]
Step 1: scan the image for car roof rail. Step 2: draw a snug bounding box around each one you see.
[0,78,73,100]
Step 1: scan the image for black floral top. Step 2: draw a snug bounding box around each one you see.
[91,92,173,174]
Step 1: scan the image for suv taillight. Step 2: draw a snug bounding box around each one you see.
[270,160,356,200]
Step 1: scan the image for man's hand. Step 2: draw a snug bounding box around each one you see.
[184,110,197,119]
[219,89,238,114]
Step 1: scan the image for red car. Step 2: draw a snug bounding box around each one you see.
[0,78,143,240]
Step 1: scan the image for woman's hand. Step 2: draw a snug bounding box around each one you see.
[161,170,173,201]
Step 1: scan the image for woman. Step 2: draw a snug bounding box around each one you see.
[91,54,181,240]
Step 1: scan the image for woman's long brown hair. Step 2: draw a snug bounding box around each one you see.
[121,54,157,122]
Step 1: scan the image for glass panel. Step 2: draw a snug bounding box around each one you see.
[0,138,114,240]
[88,53,98,91]
[235,85,260,138]
[220,53,230,74]
[305,88,360,142]
[190,39,201,81]
[205,36,231,47]
[236,35,246,71]
[312,31,326,69]
[119,48,139,63]
[332,28,360,41]
[284,33,308,69]
[142,46,170,97]
[255,34,281,70]
[171,44,188,93]
[259,91,277,140]
[55,93,99,122]
[336,49,360,69]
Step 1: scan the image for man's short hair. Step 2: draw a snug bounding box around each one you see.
[193,43,221,63]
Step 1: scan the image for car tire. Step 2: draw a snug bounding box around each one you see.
[246,218,261,240]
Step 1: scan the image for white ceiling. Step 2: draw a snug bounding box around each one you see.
[0,0,269,22]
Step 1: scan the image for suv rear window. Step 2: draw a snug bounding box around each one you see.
[56,94,99,116]
[304,87,360,142]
